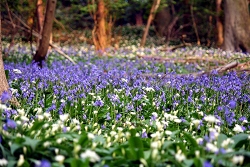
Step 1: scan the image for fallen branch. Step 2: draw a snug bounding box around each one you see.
[139,61,239,79]
[137,54,225,64]
[215,61,238,72]
[11,12,76,65]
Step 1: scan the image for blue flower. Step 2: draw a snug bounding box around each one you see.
[228,100,236,109]
[1,91,12,103]
[6,119,17,129]
[94,100,104,107]
[36,159,51,167]
[106,112,111,120]
[141,131,148,138]
[116,113,122,121]
[203,161,213,167]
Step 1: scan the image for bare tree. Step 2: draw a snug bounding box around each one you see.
[223,0,250,52]
[33,0,57,67]
[216,0,223,47]
[140,0,161,47]
[0,9,10,97]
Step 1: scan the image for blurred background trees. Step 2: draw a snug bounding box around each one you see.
[0,0,250,53]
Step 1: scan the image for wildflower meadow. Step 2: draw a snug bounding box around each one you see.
[0,42,250,167]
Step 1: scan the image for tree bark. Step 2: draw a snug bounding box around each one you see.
[135,12,143,26]
[223,0,250,52]
[33,0,57,67]
[37,0,44,33]
[140,0,161,47]
[0,10,10,97]
[92,0,108,52]
[216,0,224,47]
[36,0,45,46]
[154,7,172,37]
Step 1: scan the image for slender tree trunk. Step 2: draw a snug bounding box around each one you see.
[190,0,200,45]
[223,0,250,52]
[36,0,45,46]
[33,0,57,67]
[216,0,224,47]
[0,10,10,96]
[140,0,161,47]
[37,0,44,33]
[93,0,108,52]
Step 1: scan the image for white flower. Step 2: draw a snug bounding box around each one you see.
[60,99,66,103]
[204,115,219,123]
[192,119,200,127]
[175,150,186,162]
[221,138,234,148]
[88,133,95,139]
[43,141,51,147]
[17,154,25,166]
[144,87,155,92]
[55,155,65,164]
[195,150,200,157]
[150,131,161,139]
[17,109,25,116]
[73,145,81,154]
[43,112,51,119]
[10,88,18,94]
[80,150,100,162]
[165,130,172,135]
[206,143,219,153]
[59,114,69,122]
[155,121,163,131]
[20,116,29,122]
[150,141,159,149]
[13,69,22,74]
[0,104,7,110]
[0,158,8,166]
[121,78,128,83]
[232,155,244,165]
[233,124,244,133]
[152,112,158,118]
[110,131,117,137]
[174,118,182,123]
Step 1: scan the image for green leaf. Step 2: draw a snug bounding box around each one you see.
[231,133,249,149]
[23,137,40,151]
[193,158,202,167]
[29,121,46,132]
[128,136,144,160]
[0,144,7,157]
[183,132,198,147]
[184,159,193,167]
[143,150,151,160]
[7,160,16,167]
[217,134,228,147]
[69,158,84,167]
[10,143,21,155]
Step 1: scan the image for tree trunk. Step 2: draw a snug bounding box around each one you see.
[92,0,108,52]
[36,0,45,46]
[0,10,10,97]
[154,7,172,37]
[33,0,57,67]
[216,0,224,47]
[37,0,44,33]
[140,0,161,47]
[223,0,250,52]
[135,12,143,26]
